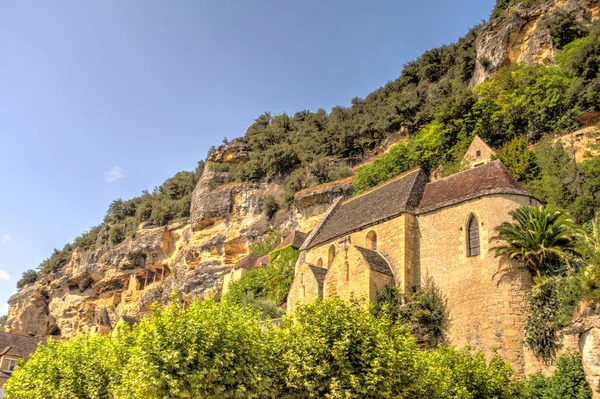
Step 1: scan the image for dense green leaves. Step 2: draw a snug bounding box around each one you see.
[4,296,593,399]
[16,269,38,289]
[492,205,583,277]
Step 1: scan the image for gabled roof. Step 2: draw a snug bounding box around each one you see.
[279,230,308,249]
[462,135,496,165]
[0,332,44,360]
[304,168,428,249]
[354,247,393,276]
[417,160,532,213]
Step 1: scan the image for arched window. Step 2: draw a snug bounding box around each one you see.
[366,231,377,250]
[317,258,323,267]
[467,214,480,257]
[328,245,336,267]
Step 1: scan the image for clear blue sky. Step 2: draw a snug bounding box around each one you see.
[0,0,495,315]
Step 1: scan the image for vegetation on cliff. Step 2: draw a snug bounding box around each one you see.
[4,297,591,399]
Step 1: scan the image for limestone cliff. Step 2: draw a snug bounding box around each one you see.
[4,142,343,338]
[470,0,599,88]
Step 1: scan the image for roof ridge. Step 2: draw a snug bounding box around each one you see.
[342,167,423,205]
[427,159,503,185]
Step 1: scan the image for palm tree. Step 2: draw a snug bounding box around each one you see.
[491,205,583,277]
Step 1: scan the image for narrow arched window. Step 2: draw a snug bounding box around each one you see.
[467,214,480,257]
[317,258,323,267]
[328,245,336,267]
[366,231,377,250]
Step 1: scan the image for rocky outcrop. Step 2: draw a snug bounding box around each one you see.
[471,0,599,88]
[6,141,343,338]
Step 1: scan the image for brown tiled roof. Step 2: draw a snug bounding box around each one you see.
[279,230,308,249]
[237,253,259,270]
[0,332,44,360]
[417,160,532,214]
[305,168,428,249]
[355,247,393,276]
[308,265,328,286]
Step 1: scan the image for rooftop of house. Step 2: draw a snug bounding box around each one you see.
[304,168,428,249]
[0,332,44,360]
[302,158,533,250]
[354,246,394,276]
[418,160,531,213]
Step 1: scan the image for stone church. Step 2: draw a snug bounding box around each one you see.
[288,136,541,374]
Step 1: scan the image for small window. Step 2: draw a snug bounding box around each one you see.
[366,231,377,251]
[317,258,323,267]
[467,215,480,257]
[3,357,18,373]
[475,150,481,157]
[345,262,350,282]
[328,245,336,267]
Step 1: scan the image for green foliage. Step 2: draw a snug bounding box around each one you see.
[524,277,565,360]
[276,297,428,398]
[492,205,583,277]
[116,300,278,399]
[263,196,280,218]
[250,231,282,257]
[493,136,539,182]
[543,11,589,49]
[36,245,73,278]
[422,345,517,399]
[4,334,128,399]
[4,297,593,399]
[375,276,448,348]
[108,224,125,245]
[519,352,591,399]
[16,269,38,289]
[225,246,298,307]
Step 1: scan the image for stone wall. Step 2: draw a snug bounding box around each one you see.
[302,215,412,293]
[288,264,324,313]
[415,193,538,374]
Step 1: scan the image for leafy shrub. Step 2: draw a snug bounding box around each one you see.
[263,196,279,218]
[115,300,278,399]
[493,136,539,182]
[250,231,282,257]
[376,276,448,348]
[518,352,591,399]
[16,269,38,289]
[108,224,125,245]
[225,246,298,306]
[543,11,589,49]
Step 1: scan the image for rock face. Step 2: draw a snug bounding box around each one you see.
[470,0,599,88]
[5,144,344,338]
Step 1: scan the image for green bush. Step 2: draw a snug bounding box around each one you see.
[519,352,591,399]
[16,269,38,289]
[263,196,280,219]
[225,246,298,307]
[108,224,125,245]
[493,136,539,182]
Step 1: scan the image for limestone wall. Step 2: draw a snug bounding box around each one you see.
[287,263,323,313]
[303,215,412,292]
[415,194,537,374]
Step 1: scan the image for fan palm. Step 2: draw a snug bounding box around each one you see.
[492,205,584,277]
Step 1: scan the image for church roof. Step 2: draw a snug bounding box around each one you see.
[354,247,394,276]
[417,160,531,213]
[304,168,428,249]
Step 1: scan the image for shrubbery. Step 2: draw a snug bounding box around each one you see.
[4,297,592,399]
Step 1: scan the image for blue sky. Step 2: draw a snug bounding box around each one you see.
[0,0,495,315]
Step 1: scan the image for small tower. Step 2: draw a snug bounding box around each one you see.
[462,135,496,169]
